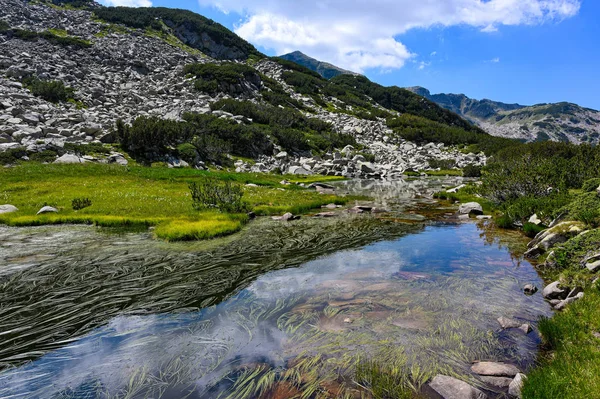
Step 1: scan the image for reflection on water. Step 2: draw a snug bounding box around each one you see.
[0,221,551,398]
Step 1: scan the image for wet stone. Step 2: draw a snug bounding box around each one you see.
[471,362,520,377]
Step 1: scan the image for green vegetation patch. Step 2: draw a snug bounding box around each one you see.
[523,285,600,399]
[93,7,261,60]
[22,77,75,103]
[0,163,353,240]
[184,62,261,95]
[0,25,92,48]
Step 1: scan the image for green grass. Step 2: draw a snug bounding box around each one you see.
[0,163,352,240]
[523,286,600,399]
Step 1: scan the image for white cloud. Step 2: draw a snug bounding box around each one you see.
[198,0,580,73]
[99,0,151,7]
[418,61,431,70]
[488,57,501,63]
[430,51,438,57]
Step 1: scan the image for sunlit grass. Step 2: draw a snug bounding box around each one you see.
[154,214,248,242]
[0,163,352,240]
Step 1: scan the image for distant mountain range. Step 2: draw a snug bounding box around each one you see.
[276,51,600,145]
[406,87,600,144]
[278,51,358,80]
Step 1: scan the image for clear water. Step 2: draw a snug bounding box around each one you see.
[0,178,552,398]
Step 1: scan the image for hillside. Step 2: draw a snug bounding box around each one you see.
[0,0,500,180]
[407,87,600,144]
[278,51,358,79]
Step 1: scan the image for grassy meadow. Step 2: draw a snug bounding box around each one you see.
[0,163,350,241]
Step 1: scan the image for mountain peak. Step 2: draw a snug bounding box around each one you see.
[278,51,358,80]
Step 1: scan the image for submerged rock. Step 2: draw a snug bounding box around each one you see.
[497,317,532,333]
[429,375,488,399]
[471,362,520,377]
[0,204,18,214]
[36,206,58,215]
[479,376,513,389]
[459,202,483,215]
[523,284,538,295]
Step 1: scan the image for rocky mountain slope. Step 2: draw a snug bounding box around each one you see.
[278,51,358,80]
[407,87,600,144]
[0,0,491,179]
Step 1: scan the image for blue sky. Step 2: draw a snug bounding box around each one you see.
[102,0,599,109]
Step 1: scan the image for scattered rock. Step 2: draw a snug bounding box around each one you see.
[107,154,128,166]
[429,375,488,399]
[528,214,543,226]
[525,221,585,258]
[471,362,520,377]
[585,260,600,273]
[37,206,58,215]
[542,281,569,300]
[479,376,513,389]
[0,204,18,214]
[54,153,85,164]
[508,373,526,398]
[288,166,311,175]
[458,202,483,215]
[523,284,538,295]
[554,292,584,310]
[497,317,532,334]
[279,212,300,221]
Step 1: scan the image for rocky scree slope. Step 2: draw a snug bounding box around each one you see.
[407,86,600,145]
[0,0,486,179]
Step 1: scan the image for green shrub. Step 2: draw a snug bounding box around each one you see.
[93,7,261,60]
[0,148,26,165]
[582,178,600,192]
[176,143,198,164]
[23,77,75,103]
[28,150,58,163]
[428,159,456,170]
[523,222,546,238]
[71,197,92,210]
[463,164,482,177]
[495,214,515,229]
[189,178,247,213]
[184,63,261,95]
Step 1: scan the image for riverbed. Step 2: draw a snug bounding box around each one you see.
[0,177,552,398]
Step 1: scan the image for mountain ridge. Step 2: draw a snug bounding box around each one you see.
[406,86,600,144]
[278,51,358,80]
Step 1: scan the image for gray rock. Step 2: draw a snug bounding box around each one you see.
[528,214,543,225]
[523,284,538,295]
[542,281,569,300]
[471,362,520,377]
[479,376,513,389]
[108,154,128,166]
[37,206,58,215]
[459,202,483,215]
[55,153,85,164]
[554,292,584,310]
[429,375,488,399]
[508,373,526,398]
[0,204,19,214]
[586,260,600,273]
[288,166,311,175]
[497,317,523,329]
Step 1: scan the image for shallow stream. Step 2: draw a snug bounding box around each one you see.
[0,177,551,398]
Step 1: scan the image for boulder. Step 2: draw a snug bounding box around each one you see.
[429,375,488,399]
[525,221,585,258]
[528,214,543,226]
[523,284,538,295]
[586,260,600,273]
[0,204,19,214]
[542,281,569,300]
[459,202,483,215]
[55,153,85,164]
[554,292,584,310]
[37,206,58,215]
[479,376,513,389]
[288,166,311,175]
[108,154,128,166]
[508,373,526,398]
[471,362,520,377]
